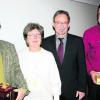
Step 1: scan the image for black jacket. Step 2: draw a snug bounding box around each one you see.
[42,34,87,99]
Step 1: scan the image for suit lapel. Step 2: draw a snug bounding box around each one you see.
[50,34,73,68]
[62,34,73,65]
[50,35,61,67]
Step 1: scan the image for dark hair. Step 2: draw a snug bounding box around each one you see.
[53,10,70,23]
[23,23,44,46]
[97,4,100,23]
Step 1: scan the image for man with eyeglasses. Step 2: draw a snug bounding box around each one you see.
[83,4,100,100]
[42,10,86,100]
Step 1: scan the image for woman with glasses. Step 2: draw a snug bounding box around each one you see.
[18,23,61,100]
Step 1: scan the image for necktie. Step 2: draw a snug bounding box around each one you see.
[58,38,64,64]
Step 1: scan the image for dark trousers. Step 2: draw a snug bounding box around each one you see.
[60,95,87,100]
[60,95,77,100]
[87,75,100,100]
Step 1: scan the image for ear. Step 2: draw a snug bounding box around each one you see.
[52,22,55,27]
[25,38,29,47]
[68,24,70,31]
[26,38,29,44]
[68,23,70,27]
[0,24,1,29]
[52,22,55,31]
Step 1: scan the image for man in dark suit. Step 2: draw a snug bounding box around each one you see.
[42,10,86,100]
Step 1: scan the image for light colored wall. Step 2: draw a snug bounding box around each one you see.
[0,0,97,51]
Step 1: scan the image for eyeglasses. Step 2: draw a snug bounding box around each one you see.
[54,21,69,26]
[27,33,41,37]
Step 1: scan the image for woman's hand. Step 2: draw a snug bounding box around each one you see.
[16,88,26,100]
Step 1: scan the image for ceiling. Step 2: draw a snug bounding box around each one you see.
[71,0,100,6]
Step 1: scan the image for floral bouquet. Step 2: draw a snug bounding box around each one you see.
[0,83,17,100]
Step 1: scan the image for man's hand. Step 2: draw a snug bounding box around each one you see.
[16,88,26,100]
[76,91,85,100]
[90,71,97,84]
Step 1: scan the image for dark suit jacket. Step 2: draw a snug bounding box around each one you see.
[42,34,87,99]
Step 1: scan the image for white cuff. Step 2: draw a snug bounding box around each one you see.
[54,95,60,100]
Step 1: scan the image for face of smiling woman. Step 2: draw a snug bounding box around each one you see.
[26,29,41,51]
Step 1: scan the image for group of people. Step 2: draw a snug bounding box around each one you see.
[0,4,100,100]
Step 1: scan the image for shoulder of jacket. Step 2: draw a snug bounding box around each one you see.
[68,33,82,40]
